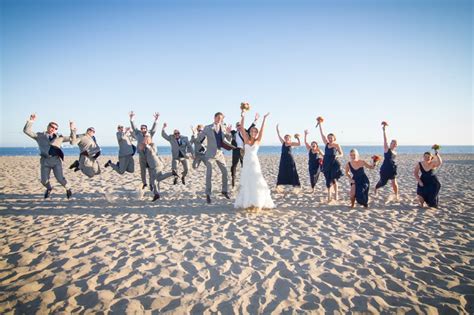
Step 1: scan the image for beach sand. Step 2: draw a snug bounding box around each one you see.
[0,154,473,314]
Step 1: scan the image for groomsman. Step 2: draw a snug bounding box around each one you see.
[105,125,136,174]
[230,113,259,187]
[69,124,101,178]
[23,114,73,199]
[162,123,194,185]
[190,124,206,170]
[198,112,234,204]
[142,135,176,201]
[130,111,159,189]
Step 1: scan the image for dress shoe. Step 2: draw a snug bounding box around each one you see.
[173,177,178,185]
[152,193,160,202]
[44,188,52,199]
[181,176,186,185]
[69,160,79,170]
[104,160,112,168]
[142,183,147,189]
[206,195,211,204]
[222,192,230,199]
[231,177,235,188]
[66,189,72,199]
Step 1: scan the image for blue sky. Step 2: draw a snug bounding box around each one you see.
[1,0,472,147]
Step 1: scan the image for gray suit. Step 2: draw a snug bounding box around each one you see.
[23,120,71,189]
[144,144,174,194]
[198,123,232,195]
[131,119,157,186]
[190,132,206,169]
[162,130,193,178]
[110,131,135,174]
[71,131,101,178]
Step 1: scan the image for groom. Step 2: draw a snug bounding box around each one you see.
[199,112,233,204]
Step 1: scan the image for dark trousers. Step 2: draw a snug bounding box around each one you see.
[231,148,244,179]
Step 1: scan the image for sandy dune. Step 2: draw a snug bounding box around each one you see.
[0,154,473,313]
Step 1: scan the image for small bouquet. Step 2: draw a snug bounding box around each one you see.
[372,155,382,165]
[294,133,301,139]
[316,116,324,128]
[240,102,250,112]
[432,144,441,151]
[381,121,389,127]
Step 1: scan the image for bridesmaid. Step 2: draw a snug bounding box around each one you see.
[318,120,343,202]
[414,150,442,208]
[375,123,399,199]
[304,129,324,192]
[345,149,376,208]
[276,124,301,189]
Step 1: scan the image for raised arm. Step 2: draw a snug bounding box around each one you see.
[432,151,442,168]
[291,136,301,147]
[318,123,328,145]
[383,125,389,153]
[61,121,74,143]
[256,112,270,143]
[161,123,172,141]
[149,112,159,137]
[240,112,250,144]
[129,111,139,134]
[304,130,311,151]
[276,124,284,144]
[23,114,38,139]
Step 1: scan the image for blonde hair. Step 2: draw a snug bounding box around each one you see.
[350,148,359,160]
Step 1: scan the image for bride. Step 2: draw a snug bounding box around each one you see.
[234,111,275,211]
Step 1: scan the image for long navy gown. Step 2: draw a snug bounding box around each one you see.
[322,145,343,188]
[349,162,370,207]
[375,149,397,189]
[277,144,300,187]
[308,150,322,189]
[417,162,441,208]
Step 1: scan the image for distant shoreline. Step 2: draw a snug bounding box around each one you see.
[1,145,472,156]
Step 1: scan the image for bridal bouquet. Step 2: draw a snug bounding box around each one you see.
[316,116,324,128]
[372,155,382,165]
[381,121,389,127]
[294,133,301,139]
[431,144,441,151]
[240,102,250,112]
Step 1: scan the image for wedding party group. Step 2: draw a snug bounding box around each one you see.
[23,104,443,210]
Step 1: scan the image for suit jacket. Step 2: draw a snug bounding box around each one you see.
[130,119,157,153]
[116,131,135,157]
[161,130,193,159]
[198,123,233,158]
[71,130,101,156]
[191,132,207,155]
[231,123,256,148]
[143,143,163,171]
[23,120,72,158]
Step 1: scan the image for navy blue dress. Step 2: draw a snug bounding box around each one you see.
[322,145,343,188]
[375,149,397,189]
[349,162,370,207]
[308,150,322,189]
[277,144,300,187]
[417,162,441,208]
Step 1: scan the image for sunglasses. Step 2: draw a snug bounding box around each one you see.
[49,125,58,130]
[174,133,180,135]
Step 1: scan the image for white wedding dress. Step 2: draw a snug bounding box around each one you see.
[234,143,275,209]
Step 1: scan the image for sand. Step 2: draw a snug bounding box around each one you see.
[0,154,473,314]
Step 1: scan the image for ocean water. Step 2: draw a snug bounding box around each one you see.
[0,146,472,157]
